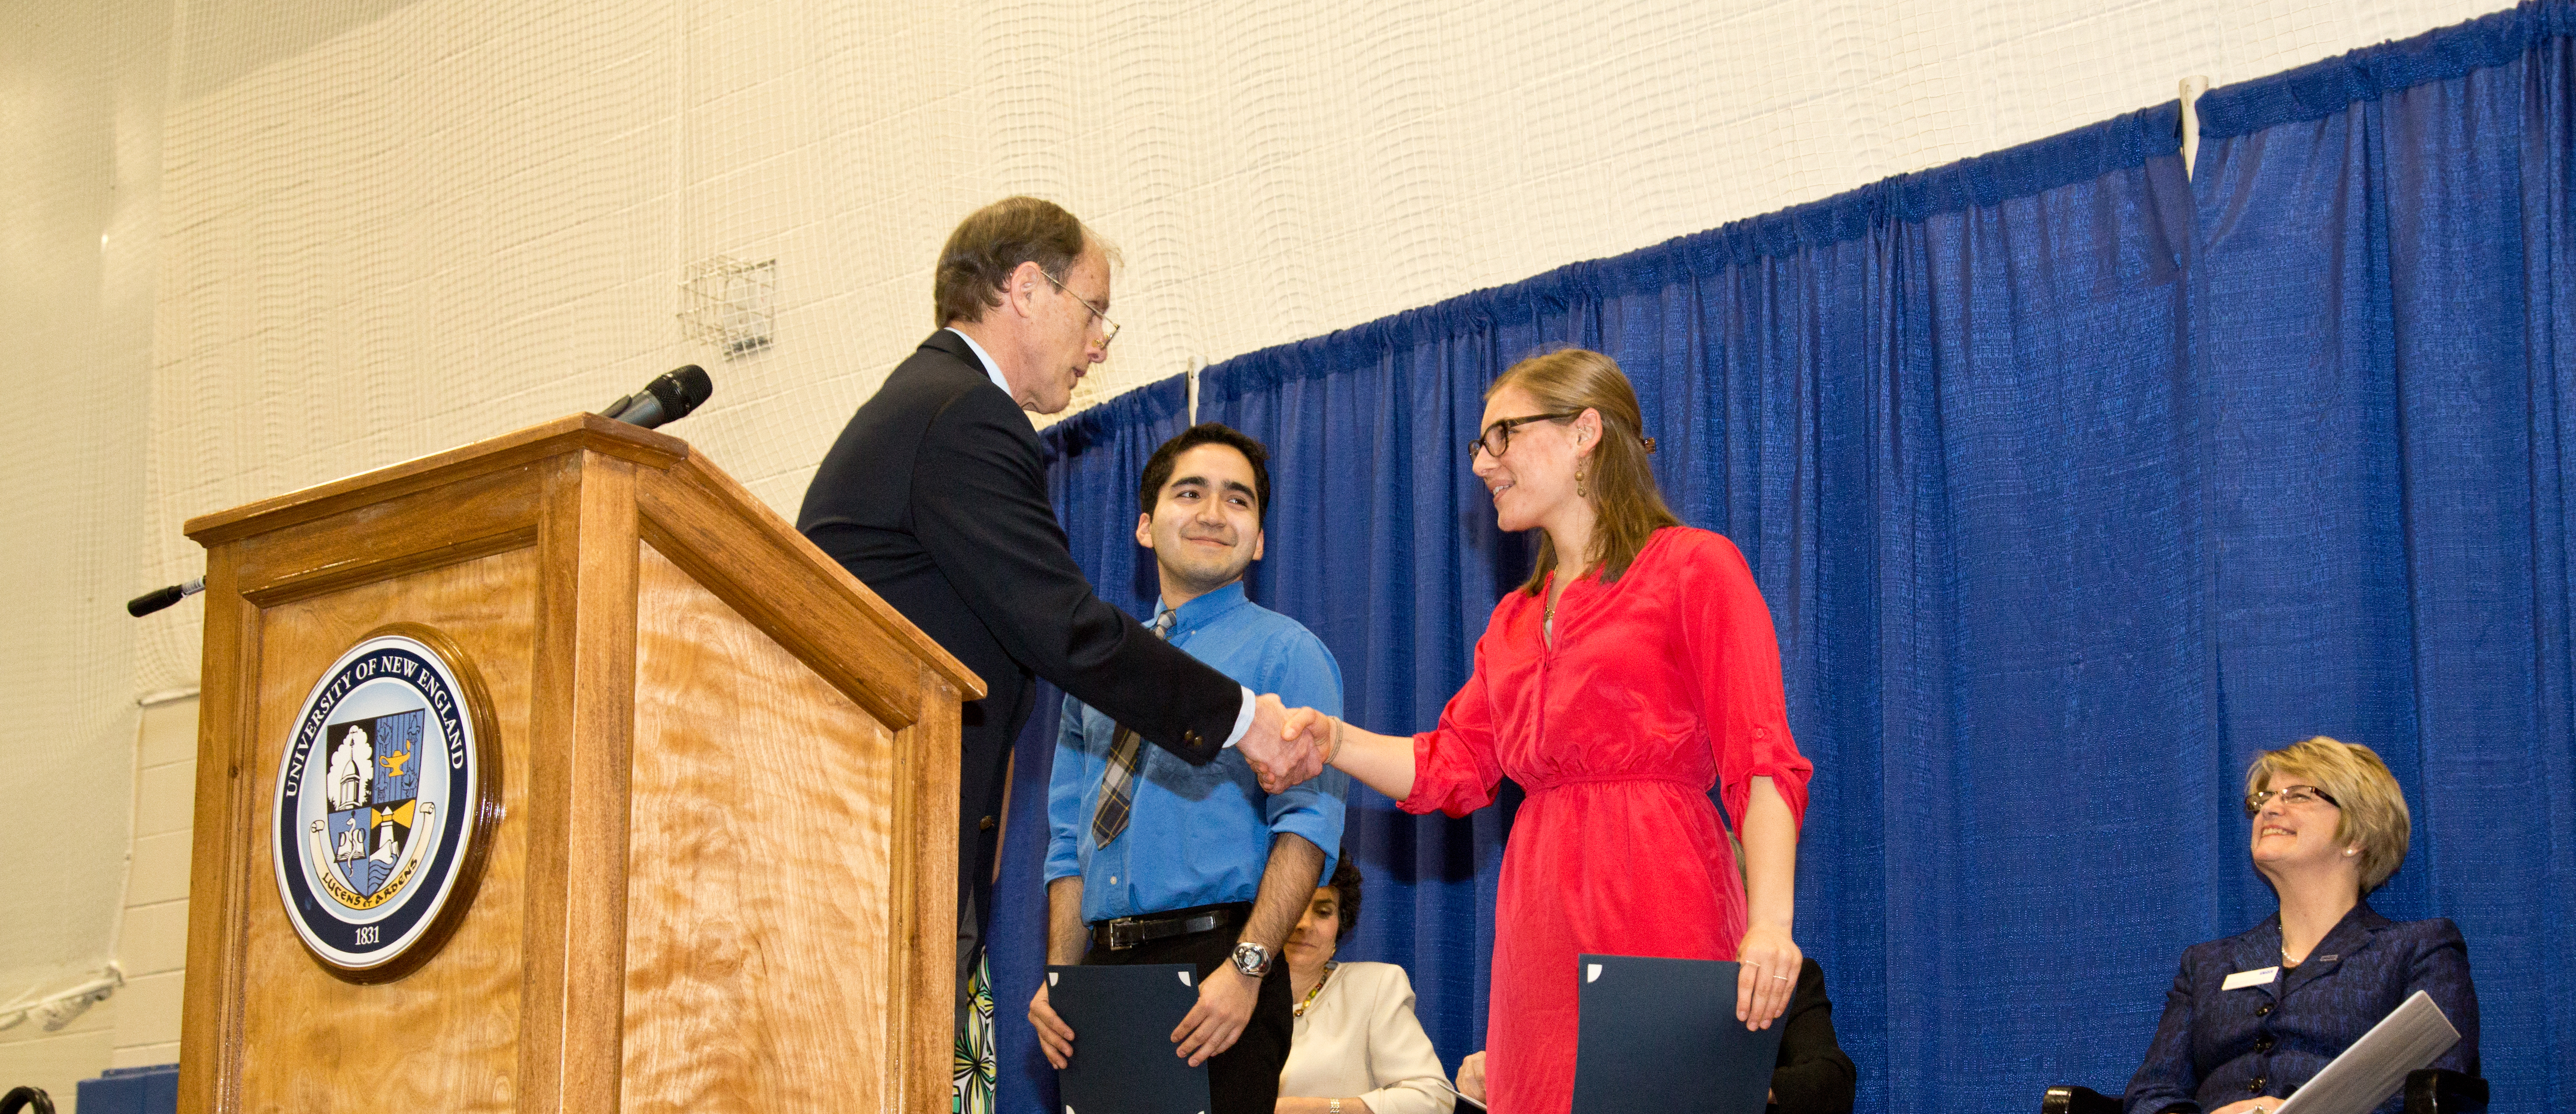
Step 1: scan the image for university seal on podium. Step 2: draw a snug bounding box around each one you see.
[271,625,498,982]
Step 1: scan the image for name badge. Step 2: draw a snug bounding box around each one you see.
[2224,966,2280,991]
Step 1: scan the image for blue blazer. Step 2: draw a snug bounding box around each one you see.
[2124,902,2478,1114]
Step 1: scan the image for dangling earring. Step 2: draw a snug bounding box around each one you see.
[1575,466,1588,499]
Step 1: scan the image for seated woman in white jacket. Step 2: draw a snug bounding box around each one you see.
[1276,858,1454,1114]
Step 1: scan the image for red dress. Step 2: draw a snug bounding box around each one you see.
[1401,527,1812,1114]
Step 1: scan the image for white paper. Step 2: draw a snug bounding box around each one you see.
[1432,1077,1489,1112]
[2272,991,2460,1114]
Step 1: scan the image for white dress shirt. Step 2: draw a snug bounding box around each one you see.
[944,326,1016,400]
[1279,962,1455,1114]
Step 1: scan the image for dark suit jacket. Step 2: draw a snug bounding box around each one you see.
[797,330,1244,923]
[1768,957,1857,1114]
[2124,902,2479,1114]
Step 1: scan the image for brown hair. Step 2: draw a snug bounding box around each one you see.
[2245,736,2413,893]
[1487,348,1681,594]
[932,196,1108,327]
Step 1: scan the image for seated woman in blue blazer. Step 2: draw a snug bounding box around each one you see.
[2124,737,2478,1114]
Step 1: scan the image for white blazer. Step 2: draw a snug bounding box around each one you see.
[1279,962,1455,1114]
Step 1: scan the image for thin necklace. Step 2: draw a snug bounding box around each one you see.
[1544,576,1559,647]
[1295,960,1339,1018]
[1545,568,1579,640]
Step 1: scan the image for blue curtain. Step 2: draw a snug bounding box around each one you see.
[988,6,2576,1112]
[2190,6,2576,1108]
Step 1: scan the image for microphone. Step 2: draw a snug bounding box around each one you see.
[128,577,204,618]
[600,365,712,429]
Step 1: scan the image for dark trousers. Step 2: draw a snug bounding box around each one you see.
[1084,918,1294,1114]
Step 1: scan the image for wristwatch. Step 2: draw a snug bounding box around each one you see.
[1230,941,1273,978]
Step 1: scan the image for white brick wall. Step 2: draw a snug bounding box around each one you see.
[0,698,195,1105]
[110,698,198,1071]
[0,1014,116,1112]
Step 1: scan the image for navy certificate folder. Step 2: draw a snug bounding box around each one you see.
[1571,954,1786,1114]
[1046,963,1212,1114]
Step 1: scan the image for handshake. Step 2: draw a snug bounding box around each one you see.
[1240,693,1342,793]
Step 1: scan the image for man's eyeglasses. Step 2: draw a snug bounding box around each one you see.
[1467,412,1582,461]
[2244,784,2341,817]
[1041,268,1120,348]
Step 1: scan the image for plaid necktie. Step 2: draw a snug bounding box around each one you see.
[1091,609,1176,848]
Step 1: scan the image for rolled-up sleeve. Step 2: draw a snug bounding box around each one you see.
[1684,532,1811,837]
[1043,694,1092,884]
[1263,631,1349,871]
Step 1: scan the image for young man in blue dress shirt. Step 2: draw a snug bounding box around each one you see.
[1026,423,1348,1114]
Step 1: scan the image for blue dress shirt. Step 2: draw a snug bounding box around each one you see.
[2124,901,2479,1114]
[1044,581,1347,924]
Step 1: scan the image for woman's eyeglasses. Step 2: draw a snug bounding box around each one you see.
[2244,784,2341,817]
[1467,412,1582,461]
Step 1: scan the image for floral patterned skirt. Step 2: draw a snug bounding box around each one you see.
[953,949,996,1114]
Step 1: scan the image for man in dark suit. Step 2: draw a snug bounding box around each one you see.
[796,196,1321,1098]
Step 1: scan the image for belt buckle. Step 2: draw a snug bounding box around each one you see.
[1103,917,1143,951]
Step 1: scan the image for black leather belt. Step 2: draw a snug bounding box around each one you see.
[1089,902,1249,951]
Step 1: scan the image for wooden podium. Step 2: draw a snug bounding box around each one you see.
[174,415,982,1113]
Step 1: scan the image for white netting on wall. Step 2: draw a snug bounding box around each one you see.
[130,0,2511,696]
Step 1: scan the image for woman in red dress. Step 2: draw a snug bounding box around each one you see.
[1278,348,1813,1113]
